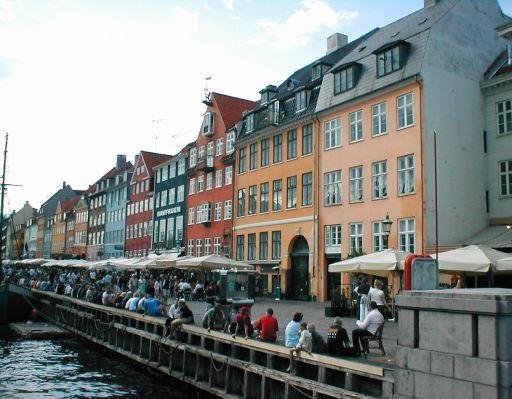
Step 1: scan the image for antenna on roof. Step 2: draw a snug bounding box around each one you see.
[204,76,213,102]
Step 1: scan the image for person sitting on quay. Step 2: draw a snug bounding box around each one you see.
[126,292,141,312]
[229,306,254,339]
[308,323,326,354]
[326,317,357,356]
[144,295,161,317]
[284,312,303,348]
[204,281,217,310]
[167,299,195,338]
[253,308,279,343]
[352,301,384,356]
[121,291,133,309]
[137,294,147,313]
[164,297,182,337]
[202,303,228,332]
[287,322,313,373]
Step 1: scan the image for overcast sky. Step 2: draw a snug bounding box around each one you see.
[1,0,511,213]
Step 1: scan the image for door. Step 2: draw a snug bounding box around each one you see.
[290,236,309,300]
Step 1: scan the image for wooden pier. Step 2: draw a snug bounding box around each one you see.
[9,321,71,339]
[9,284,395,399]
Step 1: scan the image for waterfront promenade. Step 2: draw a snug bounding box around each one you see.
[186,297,398,362]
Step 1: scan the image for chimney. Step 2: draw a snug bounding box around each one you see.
[326,33,348,55]
[62,181,66,189]
[116,154,127,169]
[424,0,441,7]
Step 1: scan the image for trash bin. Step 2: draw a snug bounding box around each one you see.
[274,286,281,300]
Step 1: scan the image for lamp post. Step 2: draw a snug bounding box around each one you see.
[382,213,393,249]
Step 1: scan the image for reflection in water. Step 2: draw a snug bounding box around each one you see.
[0,327,192,399]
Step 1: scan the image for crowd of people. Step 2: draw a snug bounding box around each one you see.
[2,263,388,372]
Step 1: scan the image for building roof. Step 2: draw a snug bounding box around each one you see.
[212,92,257,130]
[140,151,171,174]
[60,196,80,213]
[463,225,512,250]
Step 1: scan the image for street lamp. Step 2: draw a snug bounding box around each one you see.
[382,213,393,249]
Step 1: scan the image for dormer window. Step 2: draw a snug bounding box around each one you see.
[246,113,254,132]
[374,40,410,77]
[270,101,280,124]
[189,148,197,167]
[203,112,215,137]
[295,90,308,113]
[333,62,362,94]
[259,85,278,105]
[311,61,332,80]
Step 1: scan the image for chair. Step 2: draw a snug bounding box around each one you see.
[362,324,386,356]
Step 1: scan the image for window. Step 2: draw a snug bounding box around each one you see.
[224,200,232,220]
[325,118,341,149]
[287,176,297,209]
[398,155,415,195]
[236,235,245,260]
[372,161,388,199]
[302,172,312,206]
[214,202,222,221]
[273,134,282,163]
[376,44,407,77]
[324,170,342,205]
[188,207,195,225]
[497,100,512,135]
[237,189,246,217]
[287,129,297,159]
[325,225,342,248]
[160,190,168,207]
[349,166,363,202]
[261,139,269,167]
[246,113,254,132]
[302,124,313,155]
[196,239,202,257]
[238,147,247,174]
[272,179,282,211]
[333,66,355,94]
[189,148,197,167]
[259,232,268,260]
[226,131,235,153]
[189,178,196,195]
[207,141,214,158]
[260,182,269,213]
[178,159,185,175]
[168,188,175,204]
[215,169,223,188]
[196,206,201,224]
[295,90,307,112]
[373,221,385,252]
[206,172,213,190]
[248,185,257,214]
[500,160,512,196]
[271,231,281,260]
[162,166,168,181]
[205,238,211,256]
[216,138,224,156]
[397,93,414,129]
[372,102,387,136]
[187,239,194,256]
[203,112,214,135]
[399,218,415,253]
[250,143,258,170]
[177,185,184,202]
[214,237,221,255]
[198,146,205,161]
[349,222,363,255]
[349,110,363,142]
[225,166,233,185]
[197,174,204,192]
[248,233,256,261]
[169,162,176,178]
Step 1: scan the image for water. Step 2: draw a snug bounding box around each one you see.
[0,327,193,399]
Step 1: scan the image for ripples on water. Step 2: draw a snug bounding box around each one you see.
[0,327,190,399]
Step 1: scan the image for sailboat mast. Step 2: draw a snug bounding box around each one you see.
[0,133,8,263]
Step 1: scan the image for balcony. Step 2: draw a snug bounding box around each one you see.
[196,155,214,172]
[254,107,281,131]
[220,152,235,165]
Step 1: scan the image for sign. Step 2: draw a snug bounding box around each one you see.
[156,206,181,218]
[411,258,438,290]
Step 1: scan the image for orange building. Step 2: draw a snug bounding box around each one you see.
[73,195,89,259]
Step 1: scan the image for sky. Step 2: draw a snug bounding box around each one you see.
[0,0,511,214]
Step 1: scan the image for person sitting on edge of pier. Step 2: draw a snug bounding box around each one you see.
[284,312,303,348]
[253,308,279,343]
[121,291,133,309]
[164,297,181,337]
[167,299,195,338]
[352,301,384,356]
[286,322,313,373]
[202,303,227,332]
[137,294,147,313]
[127,292,141,312]
[229,306,254,339]
[308,324,326,353]
[144,296,161,316]
[326,317,355,356]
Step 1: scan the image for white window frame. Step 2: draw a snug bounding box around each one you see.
[216,138,224,156]
[398,218,415,253]
[372,160,388,199]
[324,118,341,149]
[206,172,213,190]
[197,175,204,192]
[324,224,342,248]
[225,166,233,185]
[204,238,211,256]
[324,170,342,206]
[373,221,385,252]
[226,131,235,153]
[349,166,363,203]
[397,92,414,129]
[349,110,363,143]
[215,169,223,188]
[214,202,222,221]
[188,207,195,225]
[196,239,202,257]
[349,222,363,255]
[214,237,221,255]
[224,200,232,220]
[398,155,415,196]
[177,185,185,202]
[189,178,196,195]
[372,102,387,136]
[500,160,512,196]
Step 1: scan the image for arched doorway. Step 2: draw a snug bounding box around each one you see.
[290,236,310,300]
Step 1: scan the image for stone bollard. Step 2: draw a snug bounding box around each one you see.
[394,288,512,399]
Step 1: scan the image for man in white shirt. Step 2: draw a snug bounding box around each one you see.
[352,301,384,355]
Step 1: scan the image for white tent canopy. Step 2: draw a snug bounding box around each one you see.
[150,252,182,269]
[436,245,510,273]
[174,254,254,271]
[497,256,512,272]
[328,249,411,276]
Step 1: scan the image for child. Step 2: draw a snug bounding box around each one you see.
[287,322,313,373]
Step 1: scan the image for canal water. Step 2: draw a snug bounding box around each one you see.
[0,326,198,398]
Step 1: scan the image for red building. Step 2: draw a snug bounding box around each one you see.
[186,92,256,258]
[125,151,170,257]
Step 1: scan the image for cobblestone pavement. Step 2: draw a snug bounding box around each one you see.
[185,296,397,365]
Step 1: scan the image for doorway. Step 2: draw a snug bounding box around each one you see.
[290,236,310,300]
